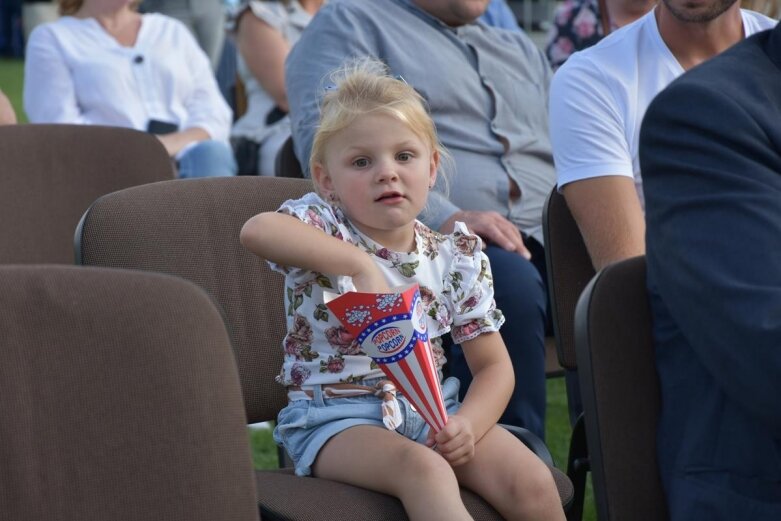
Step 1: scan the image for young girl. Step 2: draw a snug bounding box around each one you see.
[240,60,565,521]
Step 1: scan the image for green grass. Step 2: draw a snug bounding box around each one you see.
[249,426,282,470]
[249,378,596,520]
[0,59,26,122]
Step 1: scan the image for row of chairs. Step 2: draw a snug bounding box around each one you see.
[544,191,667,520]
[2,124,572,520]
[75,175,573,519]
[1,123,666,519]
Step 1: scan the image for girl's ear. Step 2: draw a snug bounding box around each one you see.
[312,162,334,194]
[428,149,440,188]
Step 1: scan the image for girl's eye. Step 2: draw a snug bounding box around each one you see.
[353,158,369,168]
[397,152,412,162]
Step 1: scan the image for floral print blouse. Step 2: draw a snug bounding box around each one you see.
[545,0,614,70]
[268,193,505,387]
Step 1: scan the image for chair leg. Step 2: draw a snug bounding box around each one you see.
[566,413,590,521]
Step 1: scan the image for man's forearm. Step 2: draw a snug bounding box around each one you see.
[562,176,645,271]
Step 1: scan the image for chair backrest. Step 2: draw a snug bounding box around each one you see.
[0,265,259,521]
[574,256,667,521]
[0,124,175,264]
[274,136,304,178]
[76,177,313,424]
[543,188,595,370]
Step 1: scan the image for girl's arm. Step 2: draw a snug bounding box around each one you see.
[431,331,513,465]
[240,212,390,293]
[458,331,514,435]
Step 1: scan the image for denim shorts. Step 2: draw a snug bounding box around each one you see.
[273,376,462,476]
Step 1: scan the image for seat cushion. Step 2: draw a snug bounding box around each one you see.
[256,466,573,520]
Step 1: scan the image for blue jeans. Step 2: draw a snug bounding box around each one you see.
[177,140,237,178]
[274,377,462,476]
[448,243,547,439]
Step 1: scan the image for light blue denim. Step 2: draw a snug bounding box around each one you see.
[274,376,462,476]
[177,139,237,178]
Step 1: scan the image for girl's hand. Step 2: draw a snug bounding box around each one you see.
[426,414,476,466]
[351,254,391,293]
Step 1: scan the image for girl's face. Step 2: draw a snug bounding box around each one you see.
[313,112,438,252]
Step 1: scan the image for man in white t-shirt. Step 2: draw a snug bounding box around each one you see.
[549,0,776,270]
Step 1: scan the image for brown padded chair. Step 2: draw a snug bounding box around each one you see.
[574,256,668,521]
[0,265,258,521]
[0,124,175,264]
[543,190,596,374]
[542,188,597,521]
[75,176,574,520]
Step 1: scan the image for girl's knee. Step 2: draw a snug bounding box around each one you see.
[508,461,562,519]
[399,444,454,481]
[391,444,459,498]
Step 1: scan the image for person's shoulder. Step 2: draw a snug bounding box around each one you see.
[740,8,778,33]
[142,12,204,48]
[642,65,726,146]
[553,10,659,98]
[301,0,381,36]
[317,0,379,18]
[28,15,81,41]
[558,10,655,75]
[142,12,192,35]
[488,21,542,52]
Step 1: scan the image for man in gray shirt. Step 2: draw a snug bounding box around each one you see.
[286,0,555,437]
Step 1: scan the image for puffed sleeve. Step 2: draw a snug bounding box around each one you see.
[447,223,505,344]
[266,192,350,275]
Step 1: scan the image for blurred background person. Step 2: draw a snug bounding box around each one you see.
[0,0,24,57]
[24,0,236,178]
[642,21,781,518]
[228,0,323,176]
[545,0,656,70]
[480,0,522,31]
[140,0,225,69]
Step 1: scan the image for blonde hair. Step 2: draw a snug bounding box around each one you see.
[58,0,82,15]
[310,57,451,195]
[58,0,142,16]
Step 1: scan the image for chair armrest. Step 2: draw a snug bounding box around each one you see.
[499,423,555,467]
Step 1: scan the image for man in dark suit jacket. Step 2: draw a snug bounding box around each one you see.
[640,22,781,520]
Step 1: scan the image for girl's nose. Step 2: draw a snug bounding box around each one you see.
[376,159,399,182]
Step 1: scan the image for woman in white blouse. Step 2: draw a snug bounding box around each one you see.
[24,0,237,178]
[229,0,323,176]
